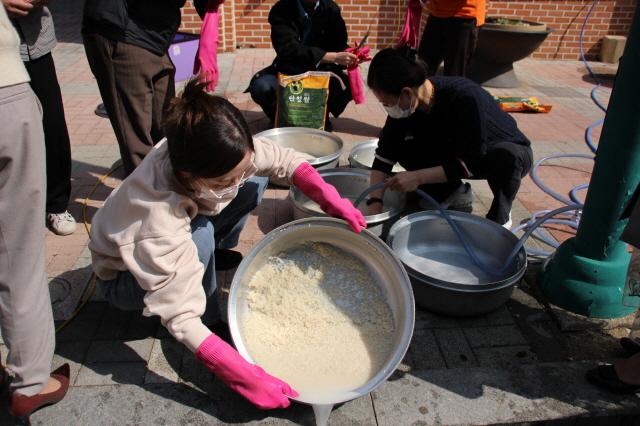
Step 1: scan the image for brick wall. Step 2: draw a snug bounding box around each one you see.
[180,0,637,60]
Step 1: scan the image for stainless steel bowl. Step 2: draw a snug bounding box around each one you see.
[348,139,406,173]
[255,127,343,186]
[288,168,406,238]
[387,211,527,316]
[228,218,415,405]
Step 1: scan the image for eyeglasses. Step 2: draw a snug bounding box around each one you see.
[198,162,258,199]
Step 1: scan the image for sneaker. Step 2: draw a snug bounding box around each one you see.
[215,249,243,271]
[94,103,109,118]
[502,212,513,230]
[440,182,474,213]
[47,211,77,236]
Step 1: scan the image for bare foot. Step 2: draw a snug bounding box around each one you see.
[614,352,640,385]
[39,377,61,394]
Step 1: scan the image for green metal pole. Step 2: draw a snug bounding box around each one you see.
[540,4,640,318]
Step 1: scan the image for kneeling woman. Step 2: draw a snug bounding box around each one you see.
[366,47,533,228]
[89,80,366,409]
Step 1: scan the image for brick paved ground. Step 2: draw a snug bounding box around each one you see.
[1,2,638,425]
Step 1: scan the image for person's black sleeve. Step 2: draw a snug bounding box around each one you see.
[371,118,402,175]
[193,0,208,18]
[441,92,488,181]
[269,4,326,70]
[327,2,349,51]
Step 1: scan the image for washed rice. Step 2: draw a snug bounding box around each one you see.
[241,242,395,397]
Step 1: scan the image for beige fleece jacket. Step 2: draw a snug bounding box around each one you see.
[89,137,307,352]
[0,6,29,88]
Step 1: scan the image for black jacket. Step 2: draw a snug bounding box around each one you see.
[373,77,531,181]
[269,0,349,75]
[82,0,203,56]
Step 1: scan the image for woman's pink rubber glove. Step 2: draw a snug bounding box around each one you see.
[345,46,371,105]
[193,0,225,92]
[397,0,424,48]
[195,334,298,409]
[292,162,367,233]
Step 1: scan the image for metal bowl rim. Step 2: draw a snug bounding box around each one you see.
[288,168,406,223]
[255,127,344,166]
[227,217,415,405]
[407,269,524,293]
[347,139,379,170]
[387,210,527,290]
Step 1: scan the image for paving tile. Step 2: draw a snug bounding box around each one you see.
[85,338,154,364]
[52,340,91,386]
[434,328,478,369]
[473,345,539,368]
[94,309,135,340]
[485,305,516,326]
[179,347,215,388]
[463,325,528,348]
[371,361,640,426]
[75,362,148,386]
[407,329,446,370]
[414,308,459,329]
[55,317,101,342]
[145,339,183,384]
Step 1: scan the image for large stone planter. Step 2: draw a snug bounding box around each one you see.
[469,17,552,88]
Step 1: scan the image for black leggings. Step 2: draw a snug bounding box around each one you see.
[24,53,72,214]
[419,143,533,225]
[477,143,533,224]
[418,16,478,77]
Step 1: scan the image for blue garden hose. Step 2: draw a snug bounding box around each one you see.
[511,0,605,256]
[354,182,581,276]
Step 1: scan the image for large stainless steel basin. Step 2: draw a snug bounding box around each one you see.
[288,168,406,239]
[255,127,343,186]
[348,139,406,173]
[228,218,415,405]
[387,211,527,316]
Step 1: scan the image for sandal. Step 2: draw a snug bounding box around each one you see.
[586,364,640,394]
[620,337,640,357]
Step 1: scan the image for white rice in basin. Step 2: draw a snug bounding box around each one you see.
[241,242,395,398]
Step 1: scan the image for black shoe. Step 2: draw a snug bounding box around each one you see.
[620,337,640,356]
[215,249,243,271]
[586,364,640,394]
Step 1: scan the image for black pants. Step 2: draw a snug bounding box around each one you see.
[247,64,352,123]
[24,53,72,214]
[418,16,478,77]
[476,143,533,224]
[419,142,533,225]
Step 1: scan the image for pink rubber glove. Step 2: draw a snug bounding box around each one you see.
[397,0,424,48]
[292,162,367,233]
[193,0,225,92]
[196,334,298,409]
[345,46,371,105]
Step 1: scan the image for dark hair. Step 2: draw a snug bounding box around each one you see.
[164,79,254,179]
[367,45,429,95]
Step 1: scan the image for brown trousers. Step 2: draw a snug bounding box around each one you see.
[83,33,176,175]
[0,83,55,396]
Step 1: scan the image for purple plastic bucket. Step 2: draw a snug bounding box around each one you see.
[168,32,200,82]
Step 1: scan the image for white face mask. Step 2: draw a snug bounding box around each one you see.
[193,161,258,203]
[195,185,240,203]
[383,92,417,119]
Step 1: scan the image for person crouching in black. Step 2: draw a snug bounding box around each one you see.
[365,46,533,229]
[246,0,356,130]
